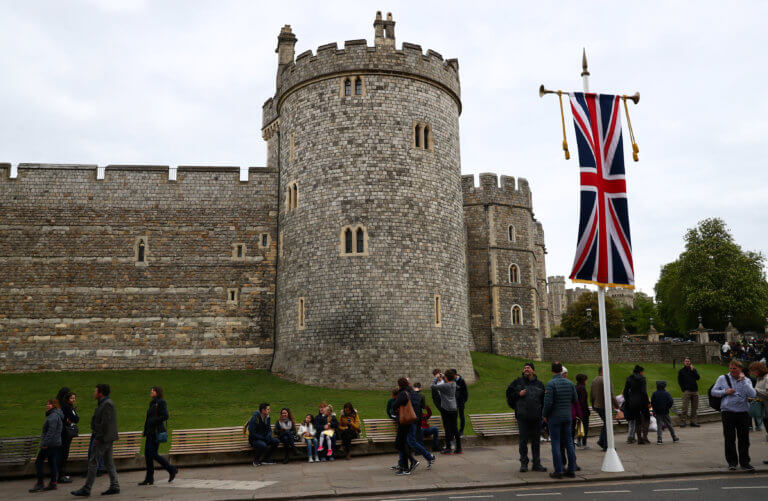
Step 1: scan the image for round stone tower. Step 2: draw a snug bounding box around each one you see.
[262,13,475,389]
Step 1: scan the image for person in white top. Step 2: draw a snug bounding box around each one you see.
[298,414,319,462]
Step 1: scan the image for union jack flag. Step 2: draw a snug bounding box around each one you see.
[568,92,634,288]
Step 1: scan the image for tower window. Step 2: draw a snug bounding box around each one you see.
[509,264,520,283]
[135,237,148,266]
[413,122,432,151]
[298,297,306,330]
[434,294,442,327]
[227,288,239,307]
[286,181,298,211]
[232,243,246,261]
[414,124,421,148]
[340,224,368,256]
[341,76,365,97]
[355,78,363,95]
[508,225,516,242]
[423,125,430,149]
[344,78,352,96]
[512,305,523,325]
[289,133,295,161]
[259,233,270,249]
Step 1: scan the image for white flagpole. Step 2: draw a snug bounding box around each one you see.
[582,48,624,473]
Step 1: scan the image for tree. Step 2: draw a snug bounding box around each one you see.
[654,218,768,336]
[618,292,665,334]
[559,291,623,339]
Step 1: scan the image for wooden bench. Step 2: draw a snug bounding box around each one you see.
[0,436,40,465]
[362,418,445,443]
[468,413,518,437]
[64,431,142,461]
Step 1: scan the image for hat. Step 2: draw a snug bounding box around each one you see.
[524,362,535,370]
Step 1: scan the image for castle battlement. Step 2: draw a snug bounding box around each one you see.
[548,275,567,284]
[262,14,461,128]
[1,163,276,183]
[461,173,532,209]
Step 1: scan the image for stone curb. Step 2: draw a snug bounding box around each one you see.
[247,467,768,501]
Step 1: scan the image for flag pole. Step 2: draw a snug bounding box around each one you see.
[582,48,625,473]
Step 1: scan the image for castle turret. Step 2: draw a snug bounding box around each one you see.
[275,25,297,89]
[264,13,473,389]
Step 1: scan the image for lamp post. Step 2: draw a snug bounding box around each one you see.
[586,307,593,339]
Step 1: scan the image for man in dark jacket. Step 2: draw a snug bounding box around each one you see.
[507,362,547,472]
[248,403,279,466]
[454,370,469,437]
[542,362,578,478]
[651,381,679,444]
[677,357,700,427]
[72,384,120,497]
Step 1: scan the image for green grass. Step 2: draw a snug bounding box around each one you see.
[0,352,726,446]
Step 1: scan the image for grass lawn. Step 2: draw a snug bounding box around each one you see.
[0,352,726,448]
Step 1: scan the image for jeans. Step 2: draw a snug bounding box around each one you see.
[407,423,433,460]
[681,391,699,423]
[58,435,73,480]
[144,434,175,482]
[548,417,577,474]
[277,432,296,448]
[35,446,59,484]
[721,411,751,467]
[252,437,279,462]
[443,410,461,452]
[85,440,118,491]
[305,438,318,458]
[87,435,105,472]
[655,414,677,441]
[458,403,466,436]
[421,426,439,449]
[396,424,415,470]
[627,419,635,441]
[595,408,607,449]
[517,417,542,466]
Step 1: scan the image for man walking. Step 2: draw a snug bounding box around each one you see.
[455,370,469,437]
[248,403,279,467]
[72,384,120,497]
[678,357,701,427]
[590,366,619,452]
[543,362,578,479]
[507,362,547,473]
[711,360,756,471]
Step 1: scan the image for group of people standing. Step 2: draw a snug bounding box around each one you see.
[246,401,361,466]
[29,383,177,496]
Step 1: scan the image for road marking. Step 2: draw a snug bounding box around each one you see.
[516,494,561,497]
[165,479,277,491]
[449,497,495,499]
[652,488,699,492]
[722,486,768,489]
[583,491,631,494]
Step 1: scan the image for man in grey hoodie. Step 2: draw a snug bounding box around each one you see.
[431,369,461,454]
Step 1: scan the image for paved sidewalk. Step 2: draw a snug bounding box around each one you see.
[3,422,767,500]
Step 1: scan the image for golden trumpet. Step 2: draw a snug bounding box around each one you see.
[539,84,640,104]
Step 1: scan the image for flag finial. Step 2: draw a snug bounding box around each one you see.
[581,48,590,77]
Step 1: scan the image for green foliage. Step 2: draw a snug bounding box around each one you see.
[618,292,664,334]
[655,218,768,335]
[560,291,623,338]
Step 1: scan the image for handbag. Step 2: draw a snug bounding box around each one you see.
[749,400,764,419]
[64,423,79,440]
[156,431,168,443]
[575,418,585,438]
[399,393,418,425]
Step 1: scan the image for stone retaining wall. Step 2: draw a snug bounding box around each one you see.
[543,337,721,365]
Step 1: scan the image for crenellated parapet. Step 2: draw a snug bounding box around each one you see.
[461,173,532,210]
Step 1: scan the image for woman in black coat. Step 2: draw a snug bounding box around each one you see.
[622,366,650,444]
[139,386,178,485]
[57,389,79,484]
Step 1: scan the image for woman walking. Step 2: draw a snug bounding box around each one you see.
[338,403,361,460]
[139,386,177,485]
[393,378,418,474]
[57,390,79,484]
[575,374,590,448]
[274,408,301,463]
[29,399,64,492]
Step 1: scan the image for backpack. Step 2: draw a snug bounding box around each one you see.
[708,374,732,411]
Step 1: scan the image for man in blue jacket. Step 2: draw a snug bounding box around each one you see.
[248,403,279,467]
[711,360,756,471]
[542,362,578,478]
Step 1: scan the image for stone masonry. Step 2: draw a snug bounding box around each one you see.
[0,13,552,385]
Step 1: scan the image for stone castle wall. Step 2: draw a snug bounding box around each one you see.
[462,173,547,360]
[268,22,474,389]
[0,164,277,372]
[543,337,720,364]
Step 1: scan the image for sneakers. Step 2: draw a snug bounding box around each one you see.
[59,476,73,484]
[690,422,700,427]
[409,460,421,474]
[43,483,57,491]
[328,456,335,461]
[441,449,454,455]
[71,487,91,497]
[262,459,276,465]
[673,436,680,443]
[395,469,411,476]
[101,487,120,496]
[532,464,547,472]
[390,465,400,470]
[427,456,436,470]
[657,439,663,445]
[519,464,528,473]
[626,438,636,444]
[741,464,756,472]
[728,464,738,471]
[563,471,576,478]
[29,483,44,493]
[252,460,261,467]
[549,472,563,479]
[308,457,314,463]
[169,468,178,483]
[138,480,153,485]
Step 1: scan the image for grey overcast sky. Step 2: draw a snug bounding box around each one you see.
[2,0,767,295]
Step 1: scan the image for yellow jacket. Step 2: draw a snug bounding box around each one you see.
[338,412,361,432]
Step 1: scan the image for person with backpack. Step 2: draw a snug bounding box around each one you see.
[507,362,547,473]
[711,360,756,471]
[248,403,279,467]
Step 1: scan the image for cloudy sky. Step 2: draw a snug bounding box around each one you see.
[2,0,767,294]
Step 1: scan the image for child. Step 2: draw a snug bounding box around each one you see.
[317,405,338,461]
[299,414,319,462]
[650,380,679,444]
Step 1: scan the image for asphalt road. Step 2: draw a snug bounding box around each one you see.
[368,473,768,501]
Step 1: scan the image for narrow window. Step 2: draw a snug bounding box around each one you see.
[289,133,295,161]
[512,305,523,325]
[508,225,516,242]
[298,297,306,329]
[291,183,298,209]
[423,125,430,150]
[236,244,243,258]
[356,227,364,253]
[227,288,239,307]
[137,239,145,262]
[415,124,421,148]
[509,264,519,283]
[261,234,268,248]
[355,77,363,95]
[286,186,292,210]
[345,228,353,254]
[434,294,442,327]
[344,78,352,96]
[230,290,236,301]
